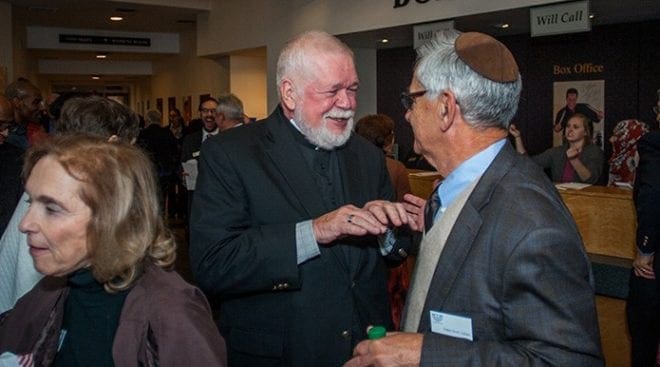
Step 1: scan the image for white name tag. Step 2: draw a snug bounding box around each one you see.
[429,310,473,341]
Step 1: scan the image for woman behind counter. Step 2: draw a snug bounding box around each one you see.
[0,134,226,366]
[509,113,604,184]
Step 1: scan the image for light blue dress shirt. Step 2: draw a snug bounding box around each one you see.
[432,139,506,223]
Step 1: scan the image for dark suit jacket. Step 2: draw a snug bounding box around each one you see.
[416,143,603,366]
[181,129,203,163]
[190,106,410,367]
[634,131,660,264]
[137,124,178,176]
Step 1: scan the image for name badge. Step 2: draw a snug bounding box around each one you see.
[192,151,200,158]
[429,310,473,341]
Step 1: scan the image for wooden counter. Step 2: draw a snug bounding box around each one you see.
[407,171,637,260]
[558,185,636,260]
[407,170,442,199]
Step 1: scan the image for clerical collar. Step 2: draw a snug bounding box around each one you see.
[288,118,327,151]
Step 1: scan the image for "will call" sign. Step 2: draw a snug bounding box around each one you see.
[530,1,591,37]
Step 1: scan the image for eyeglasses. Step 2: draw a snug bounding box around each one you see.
[400,90,427,110]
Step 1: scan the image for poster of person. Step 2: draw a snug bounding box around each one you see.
[552,80,605,149]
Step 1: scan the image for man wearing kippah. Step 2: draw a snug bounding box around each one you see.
[345,31,603,366]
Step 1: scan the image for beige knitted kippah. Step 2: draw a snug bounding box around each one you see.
[455,32,519,83]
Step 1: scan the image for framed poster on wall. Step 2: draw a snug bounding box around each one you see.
[552,80,605,149]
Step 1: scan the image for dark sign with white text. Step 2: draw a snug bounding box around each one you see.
[59,34,151,47]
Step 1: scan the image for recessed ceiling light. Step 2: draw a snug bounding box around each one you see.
[589,14,595,19]
[110,16,123,21]
[380,39,389,44]
[92,76,101,80]
[500,23,510,29]
[96,53,107,59]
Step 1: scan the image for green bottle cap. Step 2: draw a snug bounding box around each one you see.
[368,325,386,340]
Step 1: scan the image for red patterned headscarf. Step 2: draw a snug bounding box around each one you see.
[608,119,649,186]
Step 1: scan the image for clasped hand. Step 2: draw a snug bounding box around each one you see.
[312,199,422,245]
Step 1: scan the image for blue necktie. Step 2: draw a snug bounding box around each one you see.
[424,186,441,233]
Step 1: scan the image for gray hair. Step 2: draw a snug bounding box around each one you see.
[415,31,522,129]
[216,93,244,120]
[145,110,162,126]
[276,30,354,96]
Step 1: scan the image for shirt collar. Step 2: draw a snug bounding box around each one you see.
[437,139,506,211]
[202,128,219,139]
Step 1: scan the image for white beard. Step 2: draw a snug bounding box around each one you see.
[295,107,355,150]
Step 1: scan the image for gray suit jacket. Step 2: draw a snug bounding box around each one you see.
[417,143,603,366]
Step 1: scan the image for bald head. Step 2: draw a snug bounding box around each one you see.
[5,80,42,124]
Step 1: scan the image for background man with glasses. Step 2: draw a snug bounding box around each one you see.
[181,97,219,216]
[346,31,602,367]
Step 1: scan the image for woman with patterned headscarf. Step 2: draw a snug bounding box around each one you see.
[608,119,650,186]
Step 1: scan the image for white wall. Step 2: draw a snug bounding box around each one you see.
[148,28,229,121]
[229,54,267,119]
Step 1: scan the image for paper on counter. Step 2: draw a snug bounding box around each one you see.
[555,182,591,190]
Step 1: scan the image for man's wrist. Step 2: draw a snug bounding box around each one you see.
[637,249,655,257]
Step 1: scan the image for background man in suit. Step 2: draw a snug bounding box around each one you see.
[137,110,178,215]
[180,97,218,216]
[215,93,245,132]
[190,30,414,367]
[345,31,603,366]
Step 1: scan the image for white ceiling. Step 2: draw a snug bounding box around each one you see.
[7,0,660,87]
